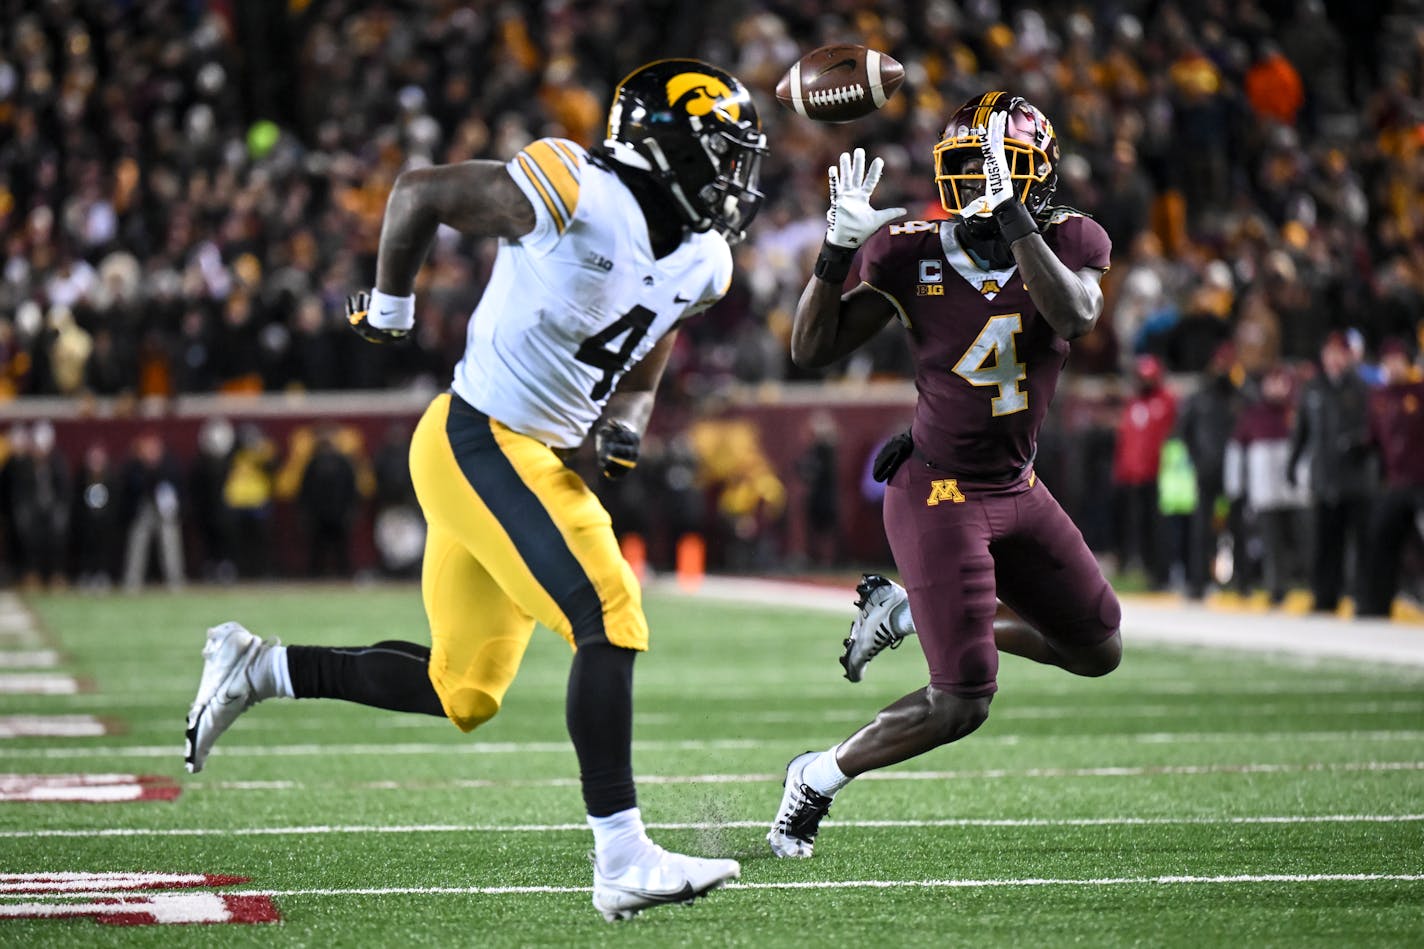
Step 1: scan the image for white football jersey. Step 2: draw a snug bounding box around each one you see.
[451,138,733,449]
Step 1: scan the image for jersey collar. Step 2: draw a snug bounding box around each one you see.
[940,225,1018,301]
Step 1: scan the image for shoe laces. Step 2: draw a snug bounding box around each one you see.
[778,783,833,843]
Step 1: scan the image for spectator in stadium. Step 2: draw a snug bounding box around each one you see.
[1224,367,1309,605]
[1177,342,1241,598]
[188,417,237,584]
[1113,354,1177,588]
[71,443,118,589]
[298,426,359,578]
[797,412,841,568]
[120,431,184,592]
[0,425,30,583]
[223,424,276,579]
[1287,333,1373,613]
[651,433,707,572]
[370,423,421,577]
[1358,340,1424,617]
[3,0,1419,409]
[3,421,71,588]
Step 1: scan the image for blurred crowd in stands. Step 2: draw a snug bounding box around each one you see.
[3,0,1424,612]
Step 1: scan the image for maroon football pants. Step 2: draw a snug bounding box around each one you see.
[883,460,1121,696]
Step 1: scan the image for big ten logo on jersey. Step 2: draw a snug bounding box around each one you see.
[917,259,944,296]
[889,220,940,237]
[926,479,966,505]
[583,251,614,272]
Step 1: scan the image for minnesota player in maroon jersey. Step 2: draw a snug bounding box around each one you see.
[768,92,1123,858]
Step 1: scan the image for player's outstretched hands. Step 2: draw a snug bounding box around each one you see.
[595,420,640,480]
[826,147,906,249]
[977,110,1016,213]
[346,291,413,344]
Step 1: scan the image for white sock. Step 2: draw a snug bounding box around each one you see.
[891,599,916,637]
[802,744,852,797]
[248,644,294,699]
[588,806,651,873]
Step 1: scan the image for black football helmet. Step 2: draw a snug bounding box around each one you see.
[933,91,1060,239]
[603,59,768,243]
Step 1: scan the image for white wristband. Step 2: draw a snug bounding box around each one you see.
[368,289,415,331]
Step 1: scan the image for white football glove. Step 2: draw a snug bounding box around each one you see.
[826,148,907,249]
[974,110,1017,215]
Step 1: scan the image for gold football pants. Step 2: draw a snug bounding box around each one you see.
[409,393,647,732]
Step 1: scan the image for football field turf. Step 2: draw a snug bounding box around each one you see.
[3,585,1423,946]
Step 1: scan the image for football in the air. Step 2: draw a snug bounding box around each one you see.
[775,44,904,123]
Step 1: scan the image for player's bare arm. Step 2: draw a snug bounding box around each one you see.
[376,161,535,295]
[1012,245,1104,340]
[791,281,894,369]
[976,108,1102,339]
[602,330,677,435]
[592,329,679,479]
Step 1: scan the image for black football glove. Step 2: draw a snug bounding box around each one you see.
[346,291,411,344]
[595,420,640,480]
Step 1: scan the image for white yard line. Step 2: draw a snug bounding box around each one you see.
[6,759,1419,800]
[3,813,1422,840]
[227,759,1424,789]
[657,577,1424,667]
[0,715,108,738]
[12,874,1418,901]
[12,729,1424,760]
[0,674,81,695]
[0,650,59,669]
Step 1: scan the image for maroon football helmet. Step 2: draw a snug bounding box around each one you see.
[933,91,1060,234]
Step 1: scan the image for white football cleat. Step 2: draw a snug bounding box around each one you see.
[767,750,833,858]
[840,574,912,683]
[184,622,274,773]
[592,845,740,921]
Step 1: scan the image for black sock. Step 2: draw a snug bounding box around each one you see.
[566,642,637,817]
[286,641,446,717]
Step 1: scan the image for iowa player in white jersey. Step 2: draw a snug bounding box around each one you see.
[182,60,766,921]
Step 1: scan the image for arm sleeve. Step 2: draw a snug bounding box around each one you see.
[857,227,894,291]
[505,138,585,255]
[856,227,912,326]
[681,238,735,318]
[1055,215,1112,271]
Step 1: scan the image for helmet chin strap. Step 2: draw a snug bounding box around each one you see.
[612,137,710,232]
[602,139,651,171]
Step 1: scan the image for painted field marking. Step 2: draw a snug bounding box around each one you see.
[0,774,180,803]
[53,678,1424,709]
[0,650,59,669]
[11,730,1424,762]
[0,674,83,695]
[0,874,279,925]
[224,698,1424,731]
[0,715,111,738]
[157,759,1424,794]
[46,873,1405,900]
[3,813,1422,840]
[0,872,249,893]
[0,893,280,925]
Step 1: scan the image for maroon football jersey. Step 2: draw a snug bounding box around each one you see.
[858,213,1111,480]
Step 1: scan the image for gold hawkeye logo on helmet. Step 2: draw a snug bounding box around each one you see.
[665,72,739,121]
